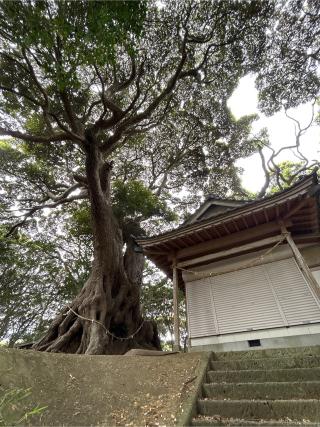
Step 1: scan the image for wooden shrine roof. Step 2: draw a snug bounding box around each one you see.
[136,173,320,283]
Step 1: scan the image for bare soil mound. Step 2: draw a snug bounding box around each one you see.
[0,348,208,426]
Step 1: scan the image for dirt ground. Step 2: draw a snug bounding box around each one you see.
[0,348,207,426]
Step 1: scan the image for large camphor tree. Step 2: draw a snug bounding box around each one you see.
[1,0,319,354]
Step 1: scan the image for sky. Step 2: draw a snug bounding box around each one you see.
[228,75,320,193]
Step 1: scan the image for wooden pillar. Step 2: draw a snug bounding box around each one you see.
[172,258,180,351]
[281,224,320,300]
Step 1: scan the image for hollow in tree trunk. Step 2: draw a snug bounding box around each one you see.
[33,137,161,355]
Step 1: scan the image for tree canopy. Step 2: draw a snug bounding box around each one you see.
[0,0,319,352]
[256,0,320,114]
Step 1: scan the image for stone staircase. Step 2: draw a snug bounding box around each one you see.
[191,346,320,426]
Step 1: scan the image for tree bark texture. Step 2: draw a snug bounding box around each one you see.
[33,138,161,354]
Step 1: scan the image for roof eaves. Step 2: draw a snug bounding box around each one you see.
[136,174,317,247]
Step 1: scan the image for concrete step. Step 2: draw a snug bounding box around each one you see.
[211,346,320,361]
[207,367,320,383]
[210,355,320,371]
[197,399,320,422]
[192,416,320,426]
[203,381,320,400]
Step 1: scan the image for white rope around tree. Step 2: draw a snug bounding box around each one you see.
[66,306,145,341]
[65,234,288,338]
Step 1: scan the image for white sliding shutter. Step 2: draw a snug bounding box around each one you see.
[264,258,320,325]
[186,257,320,339]
[211,264,284,334]
[186,278,217,338]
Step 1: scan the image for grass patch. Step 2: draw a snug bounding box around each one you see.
[0,388,47,426]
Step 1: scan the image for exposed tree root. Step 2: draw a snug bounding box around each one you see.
[33,141,162,355]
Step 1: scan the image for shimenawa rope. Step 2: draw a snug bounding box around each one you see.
[177,232,289,278]
[66,305,145,341]
[65,233,288,337]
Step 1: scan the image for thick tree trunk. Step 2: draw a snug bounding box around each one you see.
[33,137,161,355]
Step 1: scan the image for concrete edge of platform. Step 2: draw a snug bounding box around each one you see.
[176,352,211,427]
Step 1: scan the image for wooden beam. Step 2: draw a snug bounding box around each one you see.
[213,226,222,238]
[281,223,320,300]
[292,222,318,230]
[283,196,309,220]
[286,199,291,212]
[196,231,205,242]
[172,258,180,351]
[293,233,320,243]
[158,242,172,251]
[169,240,181,249]
[252,213,259,226]
[143,249,170,255]
[202,228,214,239]
[232,219,240,232]
[293,207,317,217]
[177,235,284,269]
[185,235,197,246]
[241,215,249,228]
[171,220,292,261]
[222,223,231,234]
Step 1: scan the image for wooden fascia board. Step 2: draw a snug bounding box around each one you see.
[182,200,213,226]
[206,200,246,208]
[183,199,245,226]
[136,180,313,248]
[177,232,320,270]
[172,220,292,261]
[176,235,283,268]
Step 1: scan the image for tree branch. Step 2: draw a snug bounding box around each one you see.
[0,127,68,143]
[257,148,270,198]
[99,39,188,154]
[59,90,82,135]
[256,100,319,195]
[111,55,137,93]
[5,191,88,237]
[0,84,43,107]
